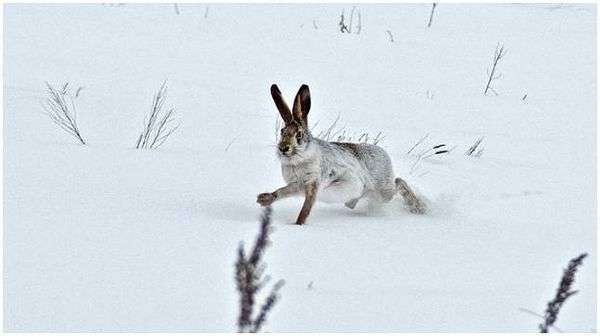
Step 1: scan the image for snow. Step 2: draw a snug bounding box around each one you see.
[3,3,596,332]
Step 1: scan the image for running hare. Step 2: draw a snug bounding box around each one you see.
[257,84,426,224]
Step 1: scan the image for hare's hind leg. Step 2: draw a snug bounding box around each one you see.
[344,189,367,209]
[395,177,427,214]
[379,183,397,203]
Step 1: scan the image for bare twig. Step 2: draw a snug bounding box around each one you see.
[427,3,437,27]
[173,3,180,15]
[235,207,285,333]
[407,133,430,154]
[339,7,361,34]
[204,6,209,19]
[316,113,341,140]
[315,114,383,145]
[465,137,485,156]
[426,89,434,99]
[42,82,86,145]
[484,43,507,95]
[339,9,349,33]
[348,7,356,33]
[250,280,285,333]
[409,139,449,174]
[386,30,394,43]
[539,253,588,333]
[371,132,385,145]
[135,81,179,149]
[421,144,448,159]
[225,135,240,152]
[518,308,563,332]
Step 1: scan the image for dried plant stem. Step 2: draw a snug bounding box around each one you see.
[484,43,506,95]
[42,82,86,145]
[348,7,356,33]
[339,9,349,33]
[539,253,588,333]
[407,133,429,154]
[135,81,179,149]
[339,7,361,34]
[235,207,284,333]
[427,3,437,27]
[386,30,394,43]
[465,136,485,157]
[314,114,384,145]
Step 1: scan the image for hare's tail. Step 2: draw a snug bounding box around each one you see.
[395,177,427,214]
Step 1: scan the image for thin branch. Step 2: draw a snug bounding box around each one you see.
[348,6,356,34]
[251,280,285,333]
[225,135,241,151]
[153,124,180,149]
[235,207,284,333]
[465,136,485,156]
[483,43,506,95]
[75,86,84,98]
[338,9,349,33]
[427,3,437,27]
[315,114,383,145]
[135,81,179,149]
[539,253,588,333]
[42,82,86,145]
[386,30,394,43]
[518,308,563,332]
[407,133,430,154]
[372,132,385,145]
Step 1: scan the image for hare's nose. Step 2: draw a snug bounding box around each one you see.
[279,145,290,153]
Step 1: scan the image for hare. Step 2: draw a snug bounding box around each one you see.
[257,84,426,224]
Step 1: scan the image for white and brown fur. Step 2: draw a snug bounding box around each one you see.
[257,84,426,224]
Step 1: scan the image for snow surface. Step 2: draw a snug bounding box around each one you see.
[3,3,596,332]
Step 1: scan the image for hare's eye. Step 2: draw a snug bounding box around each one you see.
[280,129,285,135]
[296,132,303,141]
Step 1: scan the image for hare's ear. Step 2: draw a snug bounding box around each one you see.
[292,84,311,126]
[270,84,293,124]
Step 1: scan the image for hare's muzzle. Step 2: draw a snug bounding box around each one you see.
[278,144,291,155]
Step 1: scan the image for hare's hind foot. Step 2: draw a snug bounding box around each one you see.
[344,198,360,209]
[395,178,427,214]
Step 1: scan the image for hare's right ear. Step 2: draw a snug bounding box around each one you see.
[270,84,293,124]
[292,84,310,126]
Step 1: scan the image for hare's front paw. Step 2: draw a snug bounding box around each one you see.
[257,193,275,206]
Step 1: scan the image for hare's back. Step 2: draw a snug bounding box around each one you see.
[331,142,395,184]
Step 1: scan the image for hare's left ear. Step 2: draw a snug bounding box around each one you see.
[271,84,293,125]
[292,84,311,126]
